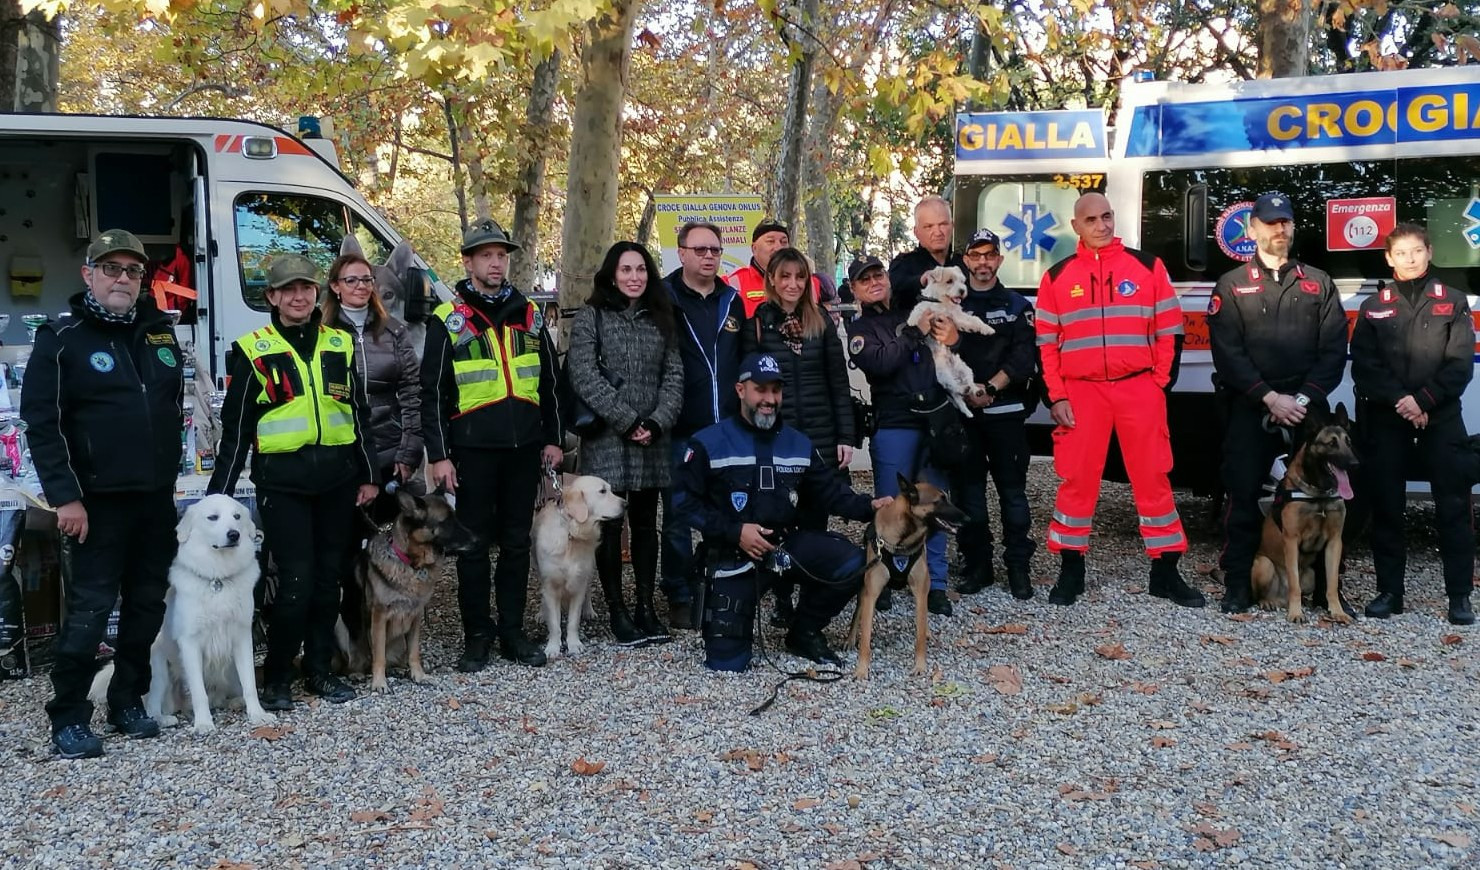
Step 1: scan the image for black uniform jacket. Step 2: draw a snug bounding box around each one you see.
[1208,255,1348,407]
[1351,272,1473,416]
[888,245,967,312]
[21,293,184,505]
[957,280,1039,416]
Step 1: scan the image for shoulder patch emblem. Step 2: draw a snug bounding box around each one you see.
[1299,280,1321,295]
[532,307,545,333]
[328,335,344,348]
[1207,295,1222,315]
[848,334,865,355]
[89,351,115,373]
[445,312,466,333]
[723,315,740,333]
[1116,279,1138,297]
[1432,303,1455,316]
[156,347,177,367]
[730,491,748,511]
[254,339,272,352]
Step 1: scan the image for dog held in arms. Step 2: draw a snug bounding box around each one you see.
[87,495,275,734]
[532,474,627,658]
[847,474,966,679]
[336,487,479,691]
[1251,404,1359,624]
[906,266,994,416]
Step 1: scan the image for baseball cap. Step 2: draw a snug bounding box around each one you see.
[461,218,521,254]
[266,254,322,289]
[87,229,147,263]
[847,255,885,282]
[752,220,790,243]
[738,352,785,385]
[1252,193,1295,223]
[967,228,1001,251]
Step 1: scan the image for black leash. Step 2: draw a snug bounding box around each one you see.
[747,560,844,716]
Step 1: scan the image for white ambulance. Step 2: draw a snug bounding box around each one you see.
[0,113,446,384]
[954,66,1480,493]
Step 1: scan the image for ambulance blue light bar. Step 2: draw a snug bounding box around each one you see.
[1126,82,1480,157]
[956,110,1108,160]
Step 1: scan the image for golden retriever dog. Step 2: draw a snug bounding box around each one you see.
[532,474,626,658]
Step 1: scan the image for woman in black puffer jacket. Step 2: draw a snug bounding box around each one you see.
[742,248,856,623]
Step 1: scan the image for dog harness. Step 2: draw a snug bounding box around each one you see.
[1271,474,1339,532]
[864,523,924,589]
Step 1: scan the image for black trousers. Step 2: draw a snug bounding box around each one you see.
[453,446,540,640]
[775,530,866,633]
[1360,404,1474,598]
[47,489,175,732]
[597,488,661,597]
[258,483,358,684]
[950,414,1035,572]
[1218,395,1297,587]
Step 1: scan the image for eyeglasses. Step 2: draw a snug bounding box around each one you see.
[89,261,147,280]
[681,246,724,257]
[963,250,1000,261]
[335,275,376,287]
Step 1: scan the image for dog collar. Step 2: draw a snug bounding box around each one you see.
[391,539,415,567]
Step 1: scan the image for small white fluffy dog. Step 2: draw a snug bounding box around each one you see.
[532,474,626,658]
[906,266,994,415]
[146,494,276,734]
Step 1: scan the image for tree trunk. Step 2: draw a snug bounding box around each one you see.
[801,73,844,283]
[966,0,990,110]
[442,93,469,231]
[509,50,562,293]
[558,0,640,317]
[0,0,60,112]
[635,187,657,249]
[771,0,819,229]
[1256,0,1312,78]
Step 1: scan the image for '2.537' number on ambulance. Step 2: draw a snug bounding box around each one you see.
[1053,173,1105,190]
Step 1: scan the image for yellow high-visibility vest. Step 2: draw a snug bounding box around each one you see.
[434,299,542,416]
[237,324,357,453]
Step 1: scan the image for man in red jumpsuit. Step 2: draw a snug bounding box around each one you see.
[1035,193,1203,608]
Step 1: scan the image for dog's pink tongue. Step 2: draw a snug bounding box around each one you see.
[1331,465,1353,500]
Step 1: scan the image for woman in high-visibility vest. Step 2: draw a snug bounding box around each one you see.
[208,253,378,712]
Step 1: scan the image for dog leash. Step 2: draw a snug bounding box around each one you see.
[747,562,844,717]
[539,461,564,510]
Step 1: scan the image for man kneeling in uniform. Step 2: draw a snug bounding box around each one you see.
[674,353,890,671]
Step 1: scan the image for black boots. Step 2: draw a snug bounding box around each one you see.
[1365,591,1404,619]
[1148,553,1206,608]
[958,562,995,595]
[457,636,491,673]
[785,629,842,667]
[597,531,644,647]
[1220,575,1253,614]
[1448,594,1475,626]
[927,589,954,616]
[630,528,671,642]
[1048,551,1085,606]
[1006,564,1033,600]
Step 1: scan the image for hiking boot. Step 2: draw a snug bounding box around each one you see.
[1447,595,1475,626]
[106,706,160,740]
[1148,553,1206,608]
[498,633,548,667]
[667,599,696,631]
[259,681,294,712]
[784,630,842,667]
[1364,592,1404,619]
[927,589,954,616]
[304,673,357,704]
[958,563,995,595]
[1048,551,1085,606]
[458,636,492,673]
[1006,564,1033,601]
[52,724,103,759]
[1220,577,1253,614]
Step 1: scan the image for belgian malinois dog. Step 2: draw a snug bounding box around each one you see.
[1251,404,1359,624]
[338,487,479,691]
[847,474,966,679]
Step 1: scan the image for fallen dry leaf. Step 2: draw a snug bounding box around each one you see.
[984,623,1028,635]
[792,798,820,810]
[210,862,255,870]
[1397,657,1421,668]
[1148,719,1180,730]
[1078,692,1104,706]
[1440,634,1464,646]
[987,664,1023,695]
[970,753,998,764]
[778,821,804,833]
[447,697,461,710]
[1057,843,1080,855]
[823,861,863,870]
[1095,642,1132,660]
[40,786,67,799]
[1043,673,1073,684]
[1360,651,1387,662]
[1200,635,1237,646]
[1129,681,1161,695]
[1192,837,1216,852]
[1456,802,1475,816]
[249,724,293,741]
[1194,801,1218,817]
[694,810,714,823]
[1151,736,1177,748]
[1436,832,1472,848]
[1227,612,1256,623]
[349,810,390,823]
[570,757,606,776]
[1045,702,1080,715]
[1130,861,1159,870]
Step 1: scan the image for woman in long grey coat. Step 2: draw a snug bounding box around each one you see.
[568,241,684,644]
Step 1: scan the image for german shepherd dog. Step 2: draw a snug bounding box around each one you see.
[338,487,479,691]
[1251,404,1359,624]
[847,474,966,679]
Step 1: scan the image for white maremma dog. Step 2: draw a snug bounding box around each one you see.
[145,494,277,734]
[532,474,626,658]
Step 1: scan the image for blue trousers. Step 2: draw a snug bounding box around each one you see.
[870,427,948,590]
[660,438,693,604]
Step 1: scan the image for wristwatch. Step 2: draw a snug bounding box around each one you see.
[1295,393,1310,407]
[983,383,1000,397]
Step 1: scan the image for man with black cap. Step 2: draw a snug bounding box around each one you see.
[1207,192,1348,615]
[941,228,1038,600]
[673,352,888,671]
[727,220,823,317]
[22,229,185,757]
[423,219,563,669]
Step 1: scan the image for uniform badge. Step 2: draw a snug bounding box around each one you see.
[1299,280,1320,295]
[1207,295,1222,315]
[328,335,344,348]
[446,312,467,333]
[1233,285,1261,295]
[849,335,865,355]
[1116,279,1138,297]
[1433,303,1455,316]
[89,352,115,373]
[254,339,272,352]
[788,489,799,507]
[683,447,694,463]
[146,333,174,346]
[892,554,911,574]
[723,315,740,333]
[531,307,545,333]
[1070,284,1085,298]
[156,347,177,367]
[1366,309,1396,320]
[730,492,748,511]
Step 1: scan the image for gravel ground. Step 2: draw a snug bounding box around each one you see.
[1,461,1476,869]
